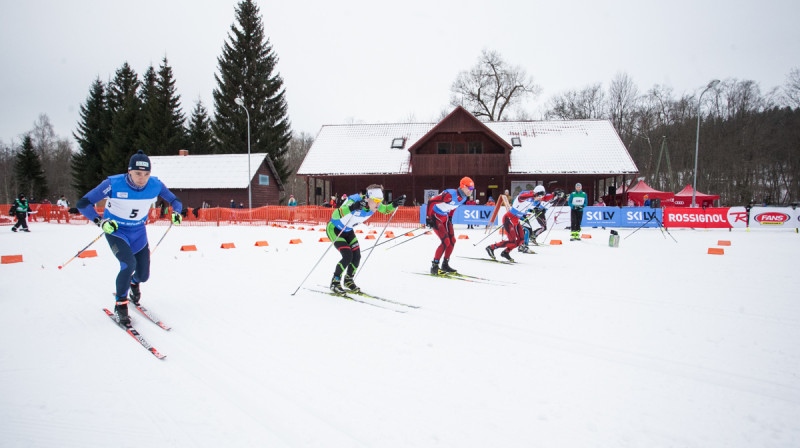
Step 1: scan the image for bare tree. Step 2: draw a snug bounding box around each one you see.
[29,114,75,202]
[607,72,639,140]
[283,131,314,204]
[783,67,800,108]
[0,139,16,203]
[450,49,541,121]
[544,83,605,120]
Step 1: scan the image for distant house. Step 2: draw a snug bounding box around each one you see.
[297,106,638,205]
[149,150,284,209]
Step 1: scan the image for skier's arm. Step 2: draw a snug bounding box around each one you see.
[379,194,405,214]
[76,179,112,221]
[426,192,448,218]
[158,183,183,214]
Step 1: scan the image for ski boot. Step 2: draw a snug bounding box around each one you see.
[500,251,515,263]
[485,245,496,260]
[440,259,457,274]
[11,227,17,232]
[518,245,535,254]
[22,228,30,232]
[343,275,360,292]
[430,260,440,275]
[115,299,131,326]
[570,231,580,241]
[330,276,347,294]
[129,282,141,306]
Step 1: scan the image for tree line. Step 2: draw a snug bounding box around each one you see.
[1,0,290,204]
[452,51,800,205]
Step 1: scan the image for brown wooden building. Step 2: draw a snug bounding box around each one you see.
[297,107,638,205]
[149,151,284,209]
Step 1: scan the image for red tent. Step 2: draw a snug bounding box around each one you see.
[673,185,720,207]
[607,180,674,206]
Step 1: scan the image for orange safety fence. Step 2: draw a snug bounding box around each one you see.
[1,204,423,229]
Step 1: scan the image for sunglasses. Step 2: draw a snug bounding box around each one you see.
[369,197,383,204]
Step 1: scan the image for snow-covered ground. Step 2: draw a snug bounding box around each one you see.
[1,222,798,447]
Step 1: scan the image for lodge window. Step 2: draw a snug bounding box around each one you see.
[391,138,405,149]
[468,141,482,154]
[258,174,270,185]
[437,142,451,154]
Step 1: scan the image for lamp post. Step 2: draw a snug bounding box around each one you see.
[234,97,252,209]
[692,79,720,207]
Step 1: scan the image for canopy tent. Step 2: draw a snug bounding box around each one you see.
[605,180,674,206]
[673,185,720,207]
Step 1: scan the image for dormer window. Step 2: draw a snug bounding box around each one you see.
[391,138,406,149]
[511,137,522,147]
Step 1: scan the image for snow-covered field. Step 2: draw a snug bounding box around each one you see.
[1,222,798,447]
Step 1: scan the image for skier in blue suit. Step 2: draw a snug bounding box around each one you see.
[77,150,182,325]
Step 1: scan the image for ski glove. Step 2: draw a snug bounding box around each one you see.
[95,217,118,234]
[171,212,182,225]
[426,215,436,229]
[392,195,406,208]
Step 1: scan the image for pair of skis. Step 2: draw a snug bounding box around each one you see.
[103,304,170,359]
[305,286,420,313]
[411,269,515,286]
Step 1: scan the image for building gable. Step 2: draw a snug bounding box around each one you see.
[407,106,512,156]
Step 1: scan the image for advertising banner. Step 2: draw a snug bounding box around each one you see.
[418,205,498,226]
[663,207,731,228]
[749,207,799,229]
[582,207,662,228]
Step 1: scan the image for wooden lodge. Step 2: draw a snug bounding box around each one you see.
[297,106,639,206]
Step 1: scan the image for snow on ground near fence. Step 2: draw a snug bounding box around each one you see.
[1,223,799,447]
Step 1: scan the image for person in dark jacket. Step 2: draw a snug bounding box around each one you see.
[10,193,32,232]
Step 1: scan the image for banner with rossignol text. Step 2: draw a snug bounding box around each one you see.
[663,207,749,228]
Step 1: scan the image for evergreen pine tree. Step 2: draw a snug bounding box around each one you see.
[104,62,143,174]
[140,57,186,155]
[14,135,48,200]
[212,0,292,181]
[72,78,110,194]
[187,99,214,154]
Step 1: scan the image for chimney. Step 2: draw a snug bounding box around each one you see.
[179,149,189,156]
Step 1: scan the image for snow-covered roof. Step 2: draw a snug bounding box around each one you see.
[298,123,430,175]
[488,120,638,174]
[149,153,272,189]
[298,119,637,176]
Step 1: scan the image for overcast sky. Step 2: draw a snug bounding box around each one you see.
[1,0,798,147]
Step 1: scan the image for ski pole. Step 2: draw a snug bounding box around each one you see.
[362,225,425,253]
[58,231,104,270]
[150,220,174,255]
[472,224,503,246]
[539,206,562,243]
[291,224,348,296]
[354,206,399,279]
[385,227,431,250]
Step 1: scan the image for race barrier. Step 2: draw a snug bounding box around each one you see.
[748,206,800,229]
[3,204,798,230]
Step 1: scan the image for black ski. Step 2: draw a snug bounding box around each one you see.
[408,271,507,286]
[457,255,516,265]
[317,286,420,309]
[103,308,166,359]
[133,304,171,331]
[304,288,408,313]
